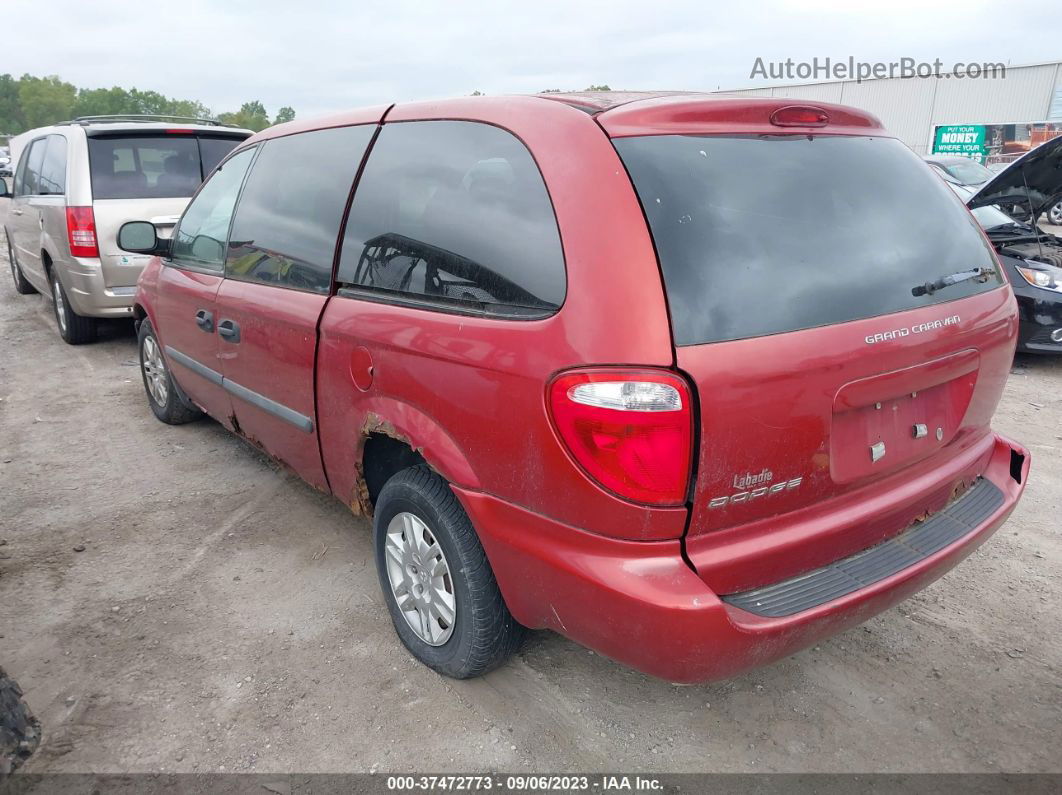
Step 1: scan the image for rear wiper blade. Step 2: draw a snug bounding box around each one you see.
[912,267,994,297]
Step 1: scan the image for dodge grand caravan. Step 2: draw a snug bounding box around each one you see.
[2,116,250,344]
[118,93,1029,681]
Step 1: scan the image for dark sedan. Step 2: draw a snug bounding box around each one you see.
[946,136,1062,353]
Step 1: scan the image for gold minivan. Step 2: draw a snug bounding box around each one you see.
[2,116,250,343]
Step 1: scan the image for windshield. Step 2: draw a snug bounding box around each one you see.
[615,134,1004,346]
[942,159,993,185]
[88,135,243,200]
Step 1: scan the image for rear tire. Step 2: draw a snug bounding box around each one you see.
[6,235,36,295]
[50,272,96,344]
[138,318,202,425]
[373,465,525,678]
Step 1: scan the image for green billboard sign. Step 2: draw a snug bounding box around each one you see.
[932,124,987,163]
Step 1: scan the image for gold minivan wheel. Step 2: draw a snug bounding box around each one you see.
[48,272,96,345]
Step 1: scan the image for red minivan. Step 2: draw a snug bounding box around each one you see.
[119,92,1029,682]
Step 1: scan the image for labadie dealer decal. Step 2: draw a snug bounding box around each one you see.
[708,469,803,510]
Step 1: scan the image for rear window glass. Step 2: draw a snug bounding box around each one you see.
[88,135,244,200]
[199,136,243,177]
[615,135,1004,346]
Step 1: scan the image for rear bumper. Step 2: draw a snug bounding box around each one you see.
[59,258,138,317]
[458,432,1028,683]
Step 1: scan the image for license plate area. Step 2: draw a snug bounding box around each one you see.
[831,351,979,484]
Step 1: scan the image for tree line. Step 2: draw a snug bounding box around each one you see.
[0,74,295,134]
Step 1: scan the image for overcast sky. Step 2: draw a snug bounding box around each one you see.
[4,0,1060,119]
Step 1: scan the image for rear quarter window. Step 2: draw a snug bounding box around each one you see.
[17,138,47,196]
[615,134,1003,345]
[12,144,29,194]
[337,120,566,317]
[38,135,68,195]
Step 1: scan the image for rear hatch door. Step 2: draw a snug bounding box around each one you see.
[611,114,1015,592]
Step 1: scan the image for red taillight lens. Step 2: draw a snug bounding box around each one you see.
[548,369,693,506]
[66,206,99,258]
[770,105,829,127]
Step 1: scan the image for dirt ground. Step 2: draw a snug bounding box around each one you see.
[0,246,1059,775]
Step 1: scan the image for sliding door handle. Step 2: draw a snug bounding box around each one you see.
[218,319,240,343]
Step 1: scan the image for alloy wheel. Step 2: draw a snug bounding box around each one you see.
[383,511,456,646]
[52,279,68,334]
[141,335,169,407]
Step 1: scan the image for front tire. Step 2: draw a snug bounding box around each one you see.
[50,272,96,344]
[373,465,525,678]
[138,318,202,425]
[1048,198,1062,227]
[7,235,36,295]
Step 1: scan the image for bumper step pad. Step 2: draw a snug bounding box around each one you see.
[721,477,1003,617]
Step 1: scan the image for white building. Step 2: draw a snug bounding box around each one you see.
[719,60,1062,161]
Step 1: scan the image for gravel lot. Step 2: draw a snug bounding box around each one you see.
[0,242,1059,774]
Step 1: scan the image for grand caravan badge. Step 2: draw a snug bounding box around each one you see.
[708,469,803,509]
[865,314,960,345]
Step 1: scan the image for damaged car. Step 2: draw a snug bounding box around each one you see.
[947,134,1062,353]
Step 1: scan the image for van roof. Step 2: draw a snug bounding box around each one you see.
[245,92,889,148]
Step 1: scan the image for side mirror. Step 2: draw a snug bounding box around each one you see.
[0,180,11,199]
[118,221,168,256]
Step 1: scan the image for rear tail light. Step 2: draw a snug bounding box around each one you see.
[66,206,99,258]
[548,369,693,506]
[770,105,829,127]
